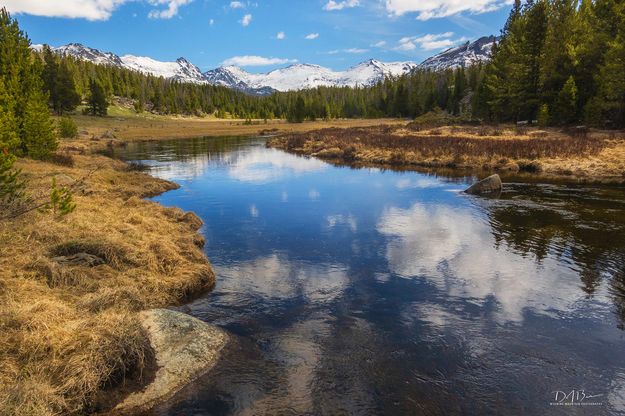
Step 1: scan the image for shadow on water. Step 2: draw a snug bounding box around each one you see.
[113,136,625,416]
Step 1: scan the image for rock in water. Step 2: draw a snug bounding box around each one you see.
[465,174,502,195]
[114,309,228,413]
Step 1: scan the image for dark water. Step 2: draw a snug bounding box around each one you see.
[113,136,625,415]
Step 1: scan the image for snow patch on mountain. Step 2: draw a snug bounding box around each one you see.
[120,55,205,84]
[418,36,498,71]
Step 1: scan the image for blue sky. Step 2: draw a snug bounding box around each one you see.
[8,0,512,73]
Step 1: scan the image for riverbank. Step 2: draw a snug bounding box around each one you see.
[0,115,404,416]
[267,124,625,183]
[0,135,218,415]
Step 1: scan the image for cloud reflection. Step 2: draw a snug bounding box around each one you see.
[377,202,591,322]
[217,254,349,303]
[229,148,327,183]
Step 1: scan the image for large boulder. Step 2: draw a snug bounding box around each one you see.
[465,174,502,196]
[114,309,228,414]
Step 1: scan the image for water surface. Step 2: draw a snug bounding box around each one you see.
[114,136,625,415]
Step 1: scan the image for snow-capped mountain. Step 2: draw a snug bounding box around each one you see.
[418,36,498,71]
[32,37,497,94]
[35,43,207,84]
[203,60,418,93]
[120,55,205,84]
[40,43,124,67]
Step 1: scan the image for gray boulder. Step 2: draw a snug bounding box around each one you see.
[114,309,228,413]
[465,174,502,195]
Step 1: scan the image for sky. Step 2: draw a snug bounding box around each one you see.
[6,0,513,73]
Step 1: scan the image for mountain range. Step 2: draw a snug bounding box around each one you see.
[32,36,497,95]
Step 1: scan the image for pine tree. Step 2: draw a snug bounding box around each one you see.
[537,103,550,126]
[554,76,578,124]
[55,61,81,114]
[0,8,57,157]
[593,31,625,126]
[86,79,108,116]
[539,0,577,112]
[0,149,25,205]
[0,78,20,151]
[23,89,58,159]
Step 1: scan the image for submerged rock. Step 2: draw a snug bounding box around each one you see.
[114,309,228,414]
[465,174,502,196]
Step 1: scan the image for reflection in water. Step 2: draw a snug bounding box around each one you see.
[115,136,625,415]
[377,202,585,323]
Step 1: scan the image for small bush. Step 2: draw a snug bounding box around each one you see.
[58,117,78,138]
[49,152,75,167]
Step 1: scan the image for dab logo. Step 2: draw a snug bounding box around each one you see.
[550,389,603,407]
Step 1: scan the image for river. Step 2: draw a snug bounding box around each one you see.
[113,135,625,415]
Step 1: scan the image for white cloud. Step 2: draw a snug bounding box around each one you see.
[384,0,511,20]
[229,0,245,8]
[222,55,296,67]
[209,18,214,25]
[371,40,387,47]
[4,0,195,20]
[305,33,319,40]
[240,13,252,26]
[277,31,286,40]
[147,0,193,19]
[323,0,360,11]
[344,47,369,54]
[3,0,127,20]
[394,32,467,51]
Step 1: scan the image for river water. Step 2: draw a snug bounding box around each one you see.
[113,136,625,415]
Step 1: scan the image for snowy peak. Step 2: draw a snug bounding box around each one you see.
[32,43,207,84]
[419,36,498,71]
[119,54,206,84]
[31,36,497,94]
[203,59,419,93]
[53,43,123,67]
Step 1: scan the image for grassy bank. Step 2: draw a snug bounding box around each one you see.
[0,137,216,415]
[0,112,404,415]
[267,124,625,182]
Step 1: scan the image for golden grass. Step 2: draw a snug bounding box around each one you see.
[0,140,214,415]
[66,107,405,142]
[268,125,625,181]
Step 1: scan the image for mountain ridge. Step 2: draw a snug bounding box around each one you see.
[32,36,497,95]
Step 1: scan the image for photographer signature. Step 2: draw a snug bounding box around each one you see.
[550,389,603,406]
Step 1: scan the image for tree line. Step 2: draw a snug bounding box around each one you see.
[29,1,623,128]
[477,0,625,126]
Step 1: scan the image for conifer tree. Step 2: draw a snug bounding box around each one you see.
[55,61,81,114]
[86,79,108,116]
[23,89,58,159]
[594,30,625,126]
[554,76,578,124]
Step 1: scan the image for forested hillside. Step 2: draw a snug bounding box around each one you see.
[2,0,625,129]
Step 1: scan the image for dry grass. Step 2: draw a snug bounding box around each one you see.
[0,139,214,415]
[67,106,405,142]
[268,125,625,181]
